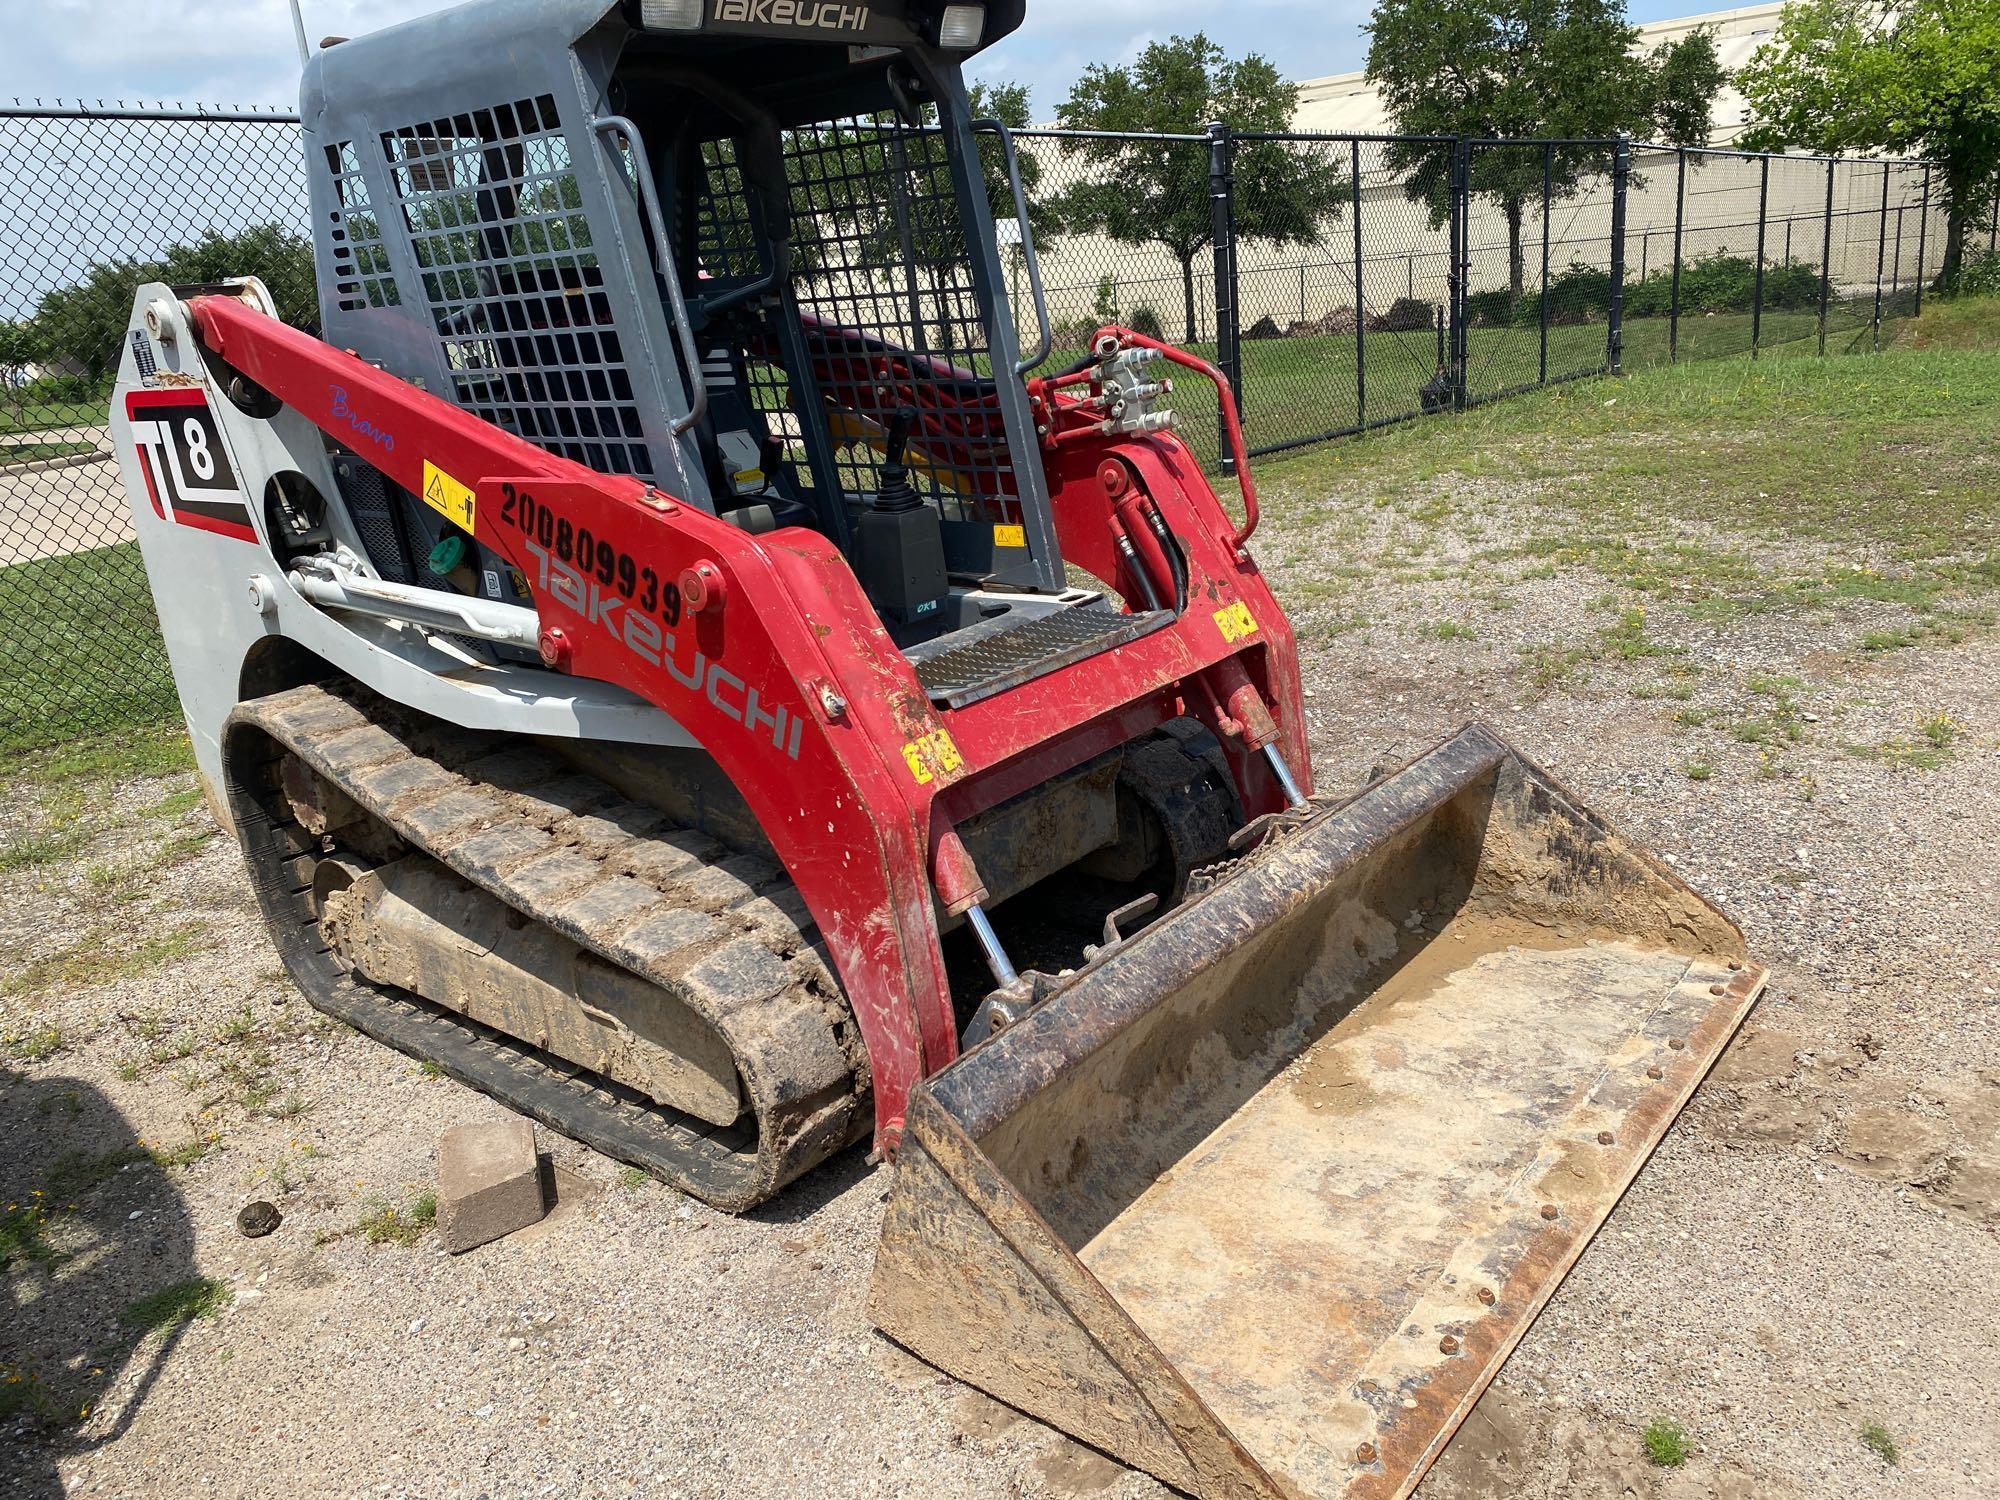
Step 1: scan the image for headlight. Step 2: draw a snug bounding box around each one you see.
[640,0,704,30]
[937,3,984,48]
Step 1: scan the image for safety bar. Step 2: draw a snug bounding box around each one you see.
[971,118,1053,378]
[593,114,709,437]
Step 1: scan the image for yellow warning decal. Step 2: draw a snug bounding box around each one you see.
[1213,601,1259,642]
[993,523,1026,549]
[901,728,965,786]
[421,460,477,532]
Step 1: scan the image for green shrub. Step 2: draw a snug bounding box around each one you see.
[1464,288,1519,326]
[1946,249,2000,299]
[1127,303,1164,340]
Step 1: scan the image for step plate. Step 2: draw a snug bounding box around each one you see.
[914,606,1172,708]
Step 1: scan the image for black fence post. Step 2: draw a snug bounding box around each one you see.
[1208,121,1241,472]
[1449,138,1471,407]
[1669,147,1687,362]
[1607,137,1630,375]
[1913,163,1930,315]
[1351,137,1366,430]
[1817,156,1836,354]
[1539,142,1552,383]
[1751,153,1770,357]
[1872,161,1891,350]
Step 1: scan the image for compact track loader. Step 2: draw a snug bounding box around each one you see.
[110,1,1763,1493]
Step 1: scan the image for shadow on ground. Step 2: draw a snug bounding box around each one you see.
[1,1067,202,1498]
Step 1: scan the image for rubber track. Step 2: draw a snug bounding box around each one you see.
[223,682,867,1211]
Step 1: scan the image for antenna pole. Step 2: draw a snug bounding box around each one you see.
[288,0,311,66]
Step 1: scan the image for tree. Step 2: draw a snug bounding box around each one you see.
[1367,0,1726,297]
[31,223,317,390]
[1053,35,1348,342]
[1736,0,2000,285]
[966,80,1062,246]
[0,318,41,386]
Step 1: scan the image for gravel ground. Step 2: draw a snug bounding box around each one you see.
[3,465,1995,1500]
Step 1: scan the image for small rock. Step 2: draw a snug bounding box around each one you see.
[236,1201,282,1238]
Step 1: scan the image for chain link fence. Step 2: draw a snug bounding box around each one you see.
[0,104,316,746]
[2,102,1993,747]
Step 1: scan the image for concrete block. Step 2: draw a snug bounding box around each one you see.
[437,1118,544,1253]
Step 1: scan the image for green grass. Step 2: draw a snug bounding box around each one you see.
[0,1205,59,1271]
[1642,1417,1691,1467]
[118,1276,232,1335]
[0,543,180,756]
[0,400,87,437]
[357,1191,438,1247]
[1258,299,2000,624]
[4,921,204,1000]
[44,1145,151,1200]
[5,1026,65,1062]
[1859,1419,1899,1466]
[0,441,95,467]
[149,1135,217,1171]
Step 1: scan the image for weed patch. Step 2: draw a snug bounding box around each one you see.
[1642,1418,1690,1467]
[119,1276,231,1336]
[1859,1420,1899,1466]
[358,1191,438,1247]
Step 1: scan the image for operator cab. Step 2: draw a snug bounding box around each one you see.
[304,0,1166,695]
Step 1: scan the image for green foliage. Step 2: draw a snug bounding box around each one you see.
[0,318,41,377]
[119,1276,232,1335]
[29,222,316,391]
[358,1191,438,1246]
[1859,1419,1899,1465]
[1642,1417,1691,1466]
[1737,0,2000,281]
[1366,0,1726,294]
[1949,249,2000,299]
[1054,34,1349,341]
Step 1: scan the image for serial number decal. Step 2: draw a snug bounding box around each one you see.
[124,389,256,543]
[1213,601,1259,643]
[901,728,964,786]
[500,483,804,761]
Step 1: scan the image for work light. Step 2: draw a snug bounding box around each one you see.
[937,3,984,48]
[640,0,704,30]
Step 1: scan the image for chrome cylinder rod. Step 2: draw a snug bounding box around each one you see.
[1264,743,1308,809]
[965,902,1019,989]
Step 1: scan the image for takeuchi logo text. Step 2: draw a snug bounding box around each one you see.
[711,0,871,32]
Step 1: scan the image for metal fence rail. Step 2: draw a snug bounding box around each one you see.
[1,102,1994,744]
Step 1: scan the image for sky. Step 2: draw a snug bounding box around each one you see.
[1,0,1709,121]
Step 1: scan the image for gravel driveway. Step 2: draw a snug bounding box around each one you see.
[3,457,1995,1500]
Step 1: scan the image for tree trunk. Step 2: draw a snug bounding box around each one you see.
[1179,254,1199,345]
[1940,160,1973,288]
[1505,194,1526,302]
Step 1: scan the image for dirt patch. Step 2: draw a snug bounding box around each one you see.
[4,454,1997,1498]
[1423,1388,1800,1499]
